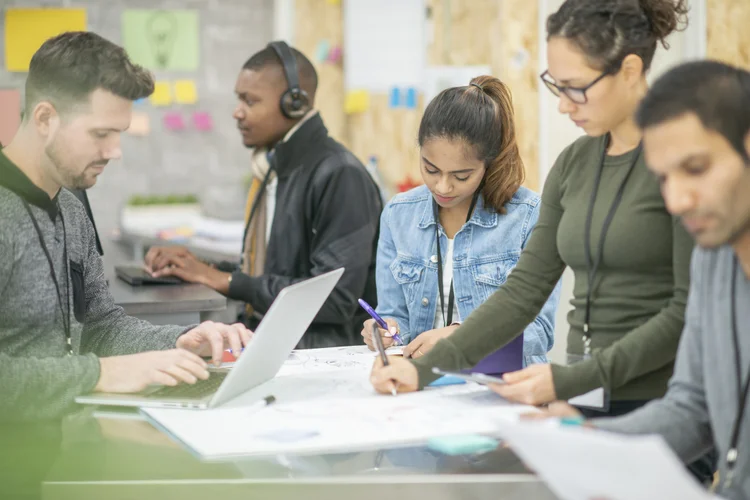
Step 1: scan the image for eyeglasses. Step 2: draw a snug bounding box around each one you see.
[540,70,612,105]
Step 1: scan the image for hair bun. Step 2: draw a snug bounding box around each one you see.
[638,0,689,43]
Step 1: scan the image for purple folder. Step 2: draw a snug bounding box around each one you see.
[464,333,524,376]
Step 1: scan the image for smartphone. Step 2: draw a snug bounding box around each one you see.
[431,368,506,385]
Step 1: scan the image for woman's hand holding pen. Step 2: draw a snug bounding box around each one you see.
[370,356,419,394]
[361,318,399,351]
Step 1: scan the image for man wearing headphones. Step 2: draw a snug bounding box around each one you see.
[146,42,382,348]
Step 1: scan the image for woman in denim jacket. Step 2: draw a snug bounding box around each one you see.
[362,76,560,368]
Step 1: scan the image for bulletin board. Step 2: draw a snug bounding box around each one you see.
[293,0,541,195]
[0,0,274,260]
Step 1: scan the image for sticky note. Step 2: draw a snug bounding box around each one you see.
[404,87,418,109]
[128,111,150,137]
[4,8,87,72]
[326,0,341,5]
[122,10,199,71]
[173,80,197,105]
[427,375,466,387]
[344,90,370,114]
[163,112,185,131]
[427,435,498,455]
[327,46,342,64]
[315,40,330,63]
[389,87,401,108]
[192,111,213,131]
[150,81,172,106]
[0,89,22,145]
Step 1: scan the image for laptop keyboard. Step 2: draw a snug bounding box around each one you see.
[147,372,228,399]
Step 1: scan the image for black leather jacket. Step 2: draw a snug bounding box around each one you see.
[226,114,382,348]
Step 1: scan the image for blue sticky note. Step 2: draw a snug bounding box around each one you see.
[427,435,498,455]
[315,40,330,63]
[389,87,401,108]
[404,87,417,109]
[560,416,586,427]
[256,429,319,443]
[427,375,466,387]
[134,97,147,106]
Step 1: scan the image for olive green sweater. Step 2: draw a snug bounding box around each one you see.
[413,135,694,401]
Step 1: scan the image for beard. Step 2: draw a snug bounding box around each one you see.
[45,138,102,191]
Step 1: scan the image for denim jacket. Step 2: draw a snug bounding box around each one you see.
[375,185,560,366]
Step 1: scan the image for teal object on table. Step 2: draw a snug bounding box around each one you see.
[560,416,586,427]
[427,375,466,387]
[427,435,499,455]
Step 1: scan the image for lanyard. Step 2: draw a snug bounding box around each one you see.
[21,200,72,354]
[434,192,479,328]
[723,257,750,490]
[582,136,642,355]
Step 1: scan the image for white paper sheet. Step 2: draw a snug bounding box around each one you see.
[497,421,716,500]
[343,0,426,92]
[568,387,605,409]
[219,346,380,373]
[276,346,379,376]
[143,379,531,460]
[424,65,492,105]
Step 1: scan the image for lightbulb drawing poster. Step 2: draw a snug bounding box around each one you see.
[122,10,199,71]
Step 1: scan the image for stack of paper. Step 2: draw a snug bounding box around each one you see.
[142,379,530,461]
[497,421,718,500]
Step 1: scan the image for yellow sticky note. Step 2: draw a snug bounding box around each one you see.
[150,81,172,107]
[344,90,370,114]
[326,0,342,5]
[174,80,198,105]
[128,111,150,137]
[5,8,87,72]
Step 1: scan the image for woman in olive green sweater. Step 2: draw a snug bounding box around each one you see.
[373,0,716,483]
[373,0,693,413]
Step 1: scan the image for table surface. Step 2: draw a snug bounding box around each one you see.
[18,409,558,500]
[107,266,227,315]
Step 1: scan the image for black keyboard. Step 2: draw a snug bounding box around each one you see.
[147,372,228,399]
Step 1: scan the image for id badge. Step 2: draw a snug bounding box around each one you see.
[565,353,610,412]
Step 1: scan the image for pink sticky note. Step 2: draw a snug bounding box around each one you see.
[192,111,213,131]
[0,89,21,145]
[327,46,342,63]
[163,112,185,131]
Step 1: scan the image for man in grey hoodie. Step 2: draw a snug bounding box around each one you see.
[534,60,750,499]
[0,32,254,498]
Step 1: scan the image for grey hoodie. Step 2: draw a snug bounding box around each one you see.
[0,151,187,422]
[596,245,750,500]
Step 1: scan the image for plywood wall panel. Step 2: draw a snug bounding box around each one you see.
[293,0,346,142]
[706,0,750,69]
[293,0,540,192]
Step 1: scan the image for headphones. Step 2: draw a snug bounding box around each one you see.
[267,41,310,119]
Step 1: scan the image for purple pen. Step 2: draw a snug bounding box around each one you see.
[358,299,403,346]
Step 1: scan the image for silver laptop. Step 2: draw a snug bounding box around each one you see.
[75,268,344,410]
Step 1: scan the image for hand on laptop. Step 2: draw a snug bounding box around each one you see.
[145,246,231,293]
[370,355,418,394]
[361,318,399,351]
[176,321,253,366]
[95,349,210,393]
[144,246,194,273]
